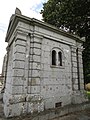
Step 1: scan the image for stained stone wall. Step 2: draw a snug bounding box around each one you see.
[71,45,86,104]
[3,12,87,117]
[40,37,72,109]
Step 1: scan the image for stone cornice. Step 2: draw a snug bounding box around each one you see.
[5,13,85,43]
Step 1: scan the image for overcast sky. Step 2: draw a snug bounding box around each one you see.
[0,0,48,74]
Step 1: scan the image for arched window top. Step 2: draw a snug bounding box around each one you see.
[52,50,56,53]
[52,47,62,52]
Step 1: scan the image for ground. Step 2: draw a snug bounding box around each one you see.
[0,100,90,120]
[52,110,90,120]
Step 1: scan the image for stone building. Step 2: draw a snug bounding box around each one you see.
[3,8,87,117]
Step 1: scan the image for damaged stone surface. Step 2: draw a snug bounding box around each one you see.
[0,100,90,120]
[2,8,88,117]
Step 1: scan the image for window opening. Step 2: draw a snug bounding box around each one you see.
[55,102,62,108]
[52,50,56,65]
[58,51,62,66]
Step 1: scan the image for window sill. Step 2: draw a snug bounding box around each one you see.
[50,65,65,69]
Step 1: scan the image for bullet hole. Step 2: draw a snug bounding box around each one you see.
[43,86,45,88]
[34,88,36,90]
[56,87,58,89]
[50,87,52,90]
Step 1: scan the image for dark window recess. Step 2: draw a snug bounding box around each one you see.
[52,50,56,65]
[25,97,27,102]
[58,51,62,66]
[76,48,80,90]
[55,102,62,108]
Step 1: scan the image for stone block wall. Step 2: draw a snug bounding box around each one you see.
[3,28,44,117]
[27,34,44,114]
[71,45,87,104]
[40,37,72,109]
[3,31,28,117]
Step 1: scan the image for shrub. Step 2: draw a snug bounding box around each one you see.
[85,83,90,91]
[86,91,90,99]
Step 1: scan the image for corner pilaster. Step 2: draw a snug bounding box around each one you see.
[27,33,44,113]
[71,45,88,104]
[3,30,29,117]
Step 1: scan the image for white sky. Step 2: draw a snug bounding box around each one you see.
[0,0,48,74]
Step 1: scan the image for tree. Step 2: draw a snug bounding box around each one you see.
[41,0,90,83]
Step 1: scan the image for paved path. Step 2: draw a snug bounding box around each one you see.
[0,100,90,120]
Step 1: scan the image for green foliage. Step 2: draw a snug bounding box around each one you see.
[86,91,90,99]
[83,37,90,83]
[41,0,90,83]
[41,0,90,37]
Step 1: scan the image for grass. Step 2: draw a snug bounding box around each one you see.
[86,91,90,99]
